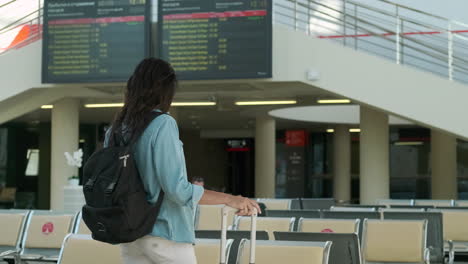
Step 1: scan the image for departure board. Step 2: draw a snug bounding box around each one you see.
[42,0,149,83]
[158,0,272,80]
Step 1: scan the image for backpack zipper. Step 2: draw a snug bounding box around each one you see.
[119,154,130,167]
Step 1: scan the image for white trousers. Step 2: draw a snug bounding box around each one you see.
[120,236,197,264]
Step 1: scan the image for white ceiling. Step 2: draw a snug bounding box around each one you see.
[11,80,418,132]
[270,105,413,125]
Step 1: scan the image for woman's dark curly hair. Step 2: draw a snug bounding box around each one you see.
[110,58,177,145]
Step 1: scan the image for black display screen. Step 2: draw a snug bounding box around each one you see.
[42,0,149,83]
[158,0,272,80]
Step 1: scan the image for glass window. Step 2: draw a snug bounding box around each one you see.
[25,149,39,177]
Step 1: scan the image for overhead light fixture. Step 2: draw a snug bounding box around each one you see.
[326,129,335,133]
[349,128,361,133]
[317,99,351,104]
[235,100,297,106]
[85,103,123,108]
[394,141,424,146]
[41,105,53,109]
[171,102,216,106]
[84,102,216,108]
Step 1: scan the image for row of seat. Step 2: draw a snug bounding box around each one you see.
[1,205,339,263]
[256,198,335,210]
[195,205,468,264]
[195,219,430,264]
[234,216,360,239]
[195,238,331,264]
[235,217,431,264]
[377,199,468,207]
[0,209,333,264]
[254,198,468,210]
[0,209,91,263]
[5,226,330,264]
[328,206,468,253]
[54,218,432,264]
[60,234,333,264]
[1,204,465,264]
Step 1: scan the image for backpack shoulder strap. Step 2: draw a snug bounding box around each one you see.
[85,111,165,190]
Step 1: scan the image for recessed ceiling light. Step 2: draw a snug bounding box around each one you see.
[171,102,216,106]
[85,103,123,108]
[235,100,297,106]
[394,141,424,146]
[326,129,335,133]
[41,105,53,109]
[84,102,216,108]
[317,99,351,104]
[349,128,361,132]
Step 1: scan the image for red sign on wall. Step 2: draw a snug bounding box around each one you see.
[42,222,54,235]
[285,130,308,147]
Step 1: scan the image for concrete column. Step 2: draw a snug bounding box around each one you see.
[360,106,389,204]
[431,130,457,199]
[255,115,276,198]
[50,98,80,210]
[333,125,351,202]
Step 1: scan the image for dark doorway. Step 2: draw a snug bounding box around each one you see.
[225,139,255,197]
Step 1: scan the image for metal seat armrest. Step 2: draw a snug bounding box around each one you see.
[447,240,455,264]
[19,254,43,260]
[0,250,16,258]
[42,256,59,261]
[424,247,431,264]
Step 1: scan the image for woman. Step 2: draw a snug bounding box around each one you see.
[108,58,261,264]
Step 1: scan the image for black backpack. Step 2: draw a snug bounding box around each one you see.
[82,112,164,244]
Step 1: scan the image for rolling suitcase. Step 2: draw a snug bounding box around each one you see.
[221,206,257,264]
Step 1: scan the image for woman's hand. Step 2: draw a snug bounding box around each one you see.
[226,195,262,216]
[198,190,262,215]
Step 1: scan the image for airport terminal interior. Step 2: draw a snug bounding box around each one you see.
[1,0,468,263]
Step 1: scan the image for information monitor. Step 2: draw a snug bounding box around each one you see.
[158,0,272,80]
[42,0,150,83]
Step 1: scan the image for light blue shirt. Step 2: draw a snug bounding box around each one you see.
[105,111,204,244]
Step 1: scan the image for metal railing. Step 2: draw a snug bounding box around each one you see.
[273,0,468,84]
[0,0,42,55]
[1,0,468,85]
[0,0,16,9]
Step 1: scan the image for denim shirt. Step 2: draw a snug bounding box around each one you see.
[105,112,204,244]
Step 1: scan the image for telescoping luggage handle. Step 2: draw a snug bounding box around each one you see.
[220,206,257,264]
